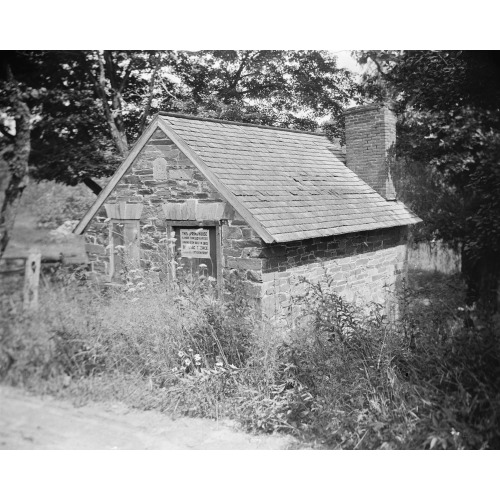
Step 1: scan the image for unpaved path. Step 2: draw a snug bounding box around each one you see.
[0,385,295,450]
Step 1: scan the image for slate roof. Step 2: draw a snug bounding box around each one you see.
[159,113,421,243]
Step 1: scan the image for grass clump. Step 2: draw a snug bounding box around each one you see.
[1,267,499,449]
[0,269,259,418]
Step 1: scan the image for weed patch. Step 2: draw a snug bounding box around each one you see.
[1,268,499,449]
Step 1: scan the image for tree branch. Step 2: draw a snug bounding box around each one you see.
[0,144,14,159]
[367,53,395,82]
[82,177,102,195]
[138,57,161,135]
[118,58,134,95]
[103,50,118,91]
[160,79,176,99]
[231,52,250,88]
[86,51,129,156]
[0,123,15,142]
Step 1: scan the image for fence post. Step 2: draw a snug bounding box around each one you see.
[23,250,41,311]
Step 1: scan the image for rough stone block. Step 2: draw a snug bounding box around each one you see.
[241,248,263,259]
[243,281,263,299]
[247,270,262,283]
[262,272,277,283]
[224,226,243,239]
[223,247,242,258]
[227,257,263,271]
[231,239,262,250]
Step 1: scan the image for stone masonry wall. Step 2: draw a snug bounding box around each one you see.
[84,128,264,285]
[258,226,408,325]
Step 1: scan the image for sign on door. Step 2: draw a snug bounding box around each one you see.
[180,228,210,258]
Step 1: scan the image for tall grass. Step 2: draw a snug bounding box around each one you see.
[1,267,499,449]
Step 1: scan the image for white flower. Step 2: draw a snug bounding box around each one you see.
[194,354,201,362]
[178,350,186,358]
[184,358,191,366]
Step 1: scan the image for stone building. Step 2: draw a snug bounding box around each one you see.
[74,104,421,322]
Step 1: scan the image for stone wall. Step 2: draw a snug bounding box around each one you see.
[258,226,408,325]
[220,215,265,301]
[84,128,262,286]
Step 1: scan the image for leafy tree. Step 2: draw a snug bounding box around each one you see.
[2,50,356,189]
[357,50,500,312]
[0,50,357,258]
[169,50,358,140]
[0,50,170,257]
[0,61,31,257]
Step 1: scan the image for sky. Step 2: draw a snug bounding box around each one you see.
[331,51,363,74]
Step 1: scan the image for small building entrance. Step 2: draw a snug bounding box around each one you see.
[172,225,218,279]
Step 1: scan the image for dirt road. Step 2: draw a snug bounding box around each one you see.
[0,385,295,450]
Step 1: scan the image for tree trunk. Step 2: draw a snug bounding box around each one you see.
[477,258,500,315]
[462,248,500,315]
[138,58,161,135]
[87,51,130,158]
[107,115,129,157]
[82,177,102,195]
[0,79,31,260]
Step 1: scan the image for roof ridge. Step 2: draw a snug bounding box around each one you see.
[158,112,332,138]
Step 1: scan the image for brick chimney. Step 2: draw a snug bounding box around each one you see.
[344,104,397,200]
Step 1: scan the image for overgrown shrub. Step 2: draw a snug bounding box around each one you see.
[0,267,259,415]
[1,265,499,449]
[236,271,500,449]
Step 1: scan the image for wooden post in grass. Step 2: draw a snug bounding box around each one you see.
[23,250,41,311]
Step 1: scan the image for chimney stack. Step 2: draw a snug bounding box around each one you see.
[344,104,397,200]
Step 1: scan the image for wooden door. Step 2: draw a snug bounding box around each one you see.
[173,225,217,279]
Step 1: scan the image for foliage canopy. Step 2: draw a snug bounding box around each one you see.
[1,50,358,188]
[357,50,500,310]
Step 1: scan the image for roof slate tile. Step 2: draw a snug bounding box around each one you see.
[160,114,421,242]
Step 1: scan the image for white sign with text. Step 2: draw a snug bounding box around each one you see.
[180,228,210,258]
